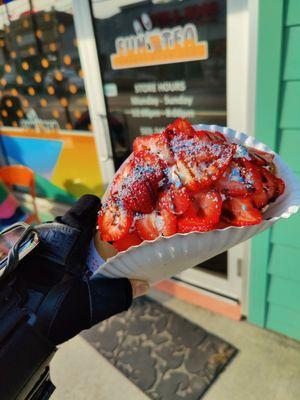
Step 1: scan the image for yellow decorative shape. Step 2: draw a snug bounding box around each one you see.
[60,98,68,107]
[10,51,17,59]
[47,86,55,95]
[49,43,57,52]
[5,99,13,108]
[52,110,60,118]
[69,84,77,94]
[58,24,65,34]
[16,76,23,85]
[28,87,35,96]
[29,46,35,55]
[22,61,29,71]
[0,39,4,47]
[41,58,49,68]
[65,123,72,130]
[55,71,63,81]
[0,78,7,86]
[11,89,18,96]
[44,13,51,22]
[36,29,42,39]
[1,110,8,117]
[17,110,24,118]
[40,98,47,107]
[23,19,30,28]
[63,55,71,65]
[34,73,42,83]
[73,110,81,119]
[22,99,29,108]
[79,69,84,78]
[4,64,11,73]
[16,35,22,44]
[12,121,18,127]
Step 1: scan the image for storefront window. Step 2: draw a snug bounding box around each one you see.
[0,0,102,201]
[92,0,226,168]
[0,0,90,131]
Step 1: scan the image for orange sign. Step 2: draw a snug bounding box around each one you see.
[111,23,208,70]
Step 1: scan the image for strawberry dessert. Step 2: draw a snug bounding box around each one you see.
[98,118,285,252]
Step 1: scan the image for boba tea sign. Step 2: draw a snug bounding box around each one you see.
[110,22,208,70]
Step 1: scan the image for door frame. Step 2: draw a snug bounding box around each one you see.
[73,0,258,310]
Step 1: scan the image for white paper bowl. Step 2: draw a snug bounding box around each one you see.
[94,125,300,284]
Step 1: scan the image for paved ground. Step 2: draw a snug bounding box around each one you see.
[51,289,300,400]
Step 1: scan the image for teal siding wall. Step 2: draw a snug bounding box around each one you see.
[249,0,300,341]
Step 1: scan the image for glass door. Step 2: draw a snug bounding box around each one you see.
[89,0,251,303]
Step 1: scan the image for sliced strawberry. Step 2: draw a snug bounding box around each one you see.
[113,230,142,252]
[160,210,177,237]
[110,159,134,195]
[215,158,263,197]
[198,130,227,143]
[251,189,269,209]
[165,118,196,139]
[193,190,222,225]
[135,212,160,241]
[123,179,155,214]
[98,201,133,242]
[222,197,262,227]
[134,150,165,190]
[259,166,277,200]
[133,132,174,164]
[176,159,201,192]
[178,216,213,233]
[158,185,191,215]
[248,147,275,167]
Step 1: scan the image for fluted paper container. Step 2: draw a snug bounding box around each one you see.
[94,125,300,284]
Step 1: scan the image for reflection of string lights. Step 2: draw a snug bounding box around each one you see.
[73,110,81,119]
[55,71,63,81]
[60,98,68,107]
[22,61,29,71]
[16,35,22,44]
[88,124,93,131]
[47,86,55,95]
[10,51,17,59]
[83,97,88,106]
[63,55,71,65]
[36,29,42,39]
[49,43,57,52]
[41,58,49,68]
[52,110,59,118]
[58,24,65,34]
[34,73,42,83]
[65,123,72,130]
[4,65,11,73]
[40,99,47,107]
[28,87,35,96]
[22,99,29,108]
[11,89,18,96]
[16,76,23,85]
[5,99,13,108]
[0,78,7,86]
[12,121,18,127]
[79,69,84,78]
[1,110,8,117]
[17,110,24,118]
[0,121,3,127]
[29,47,36,55]
[69,84,77,94]
[23,19,30,28]
[44,13,51,22]
[0,39,4,47]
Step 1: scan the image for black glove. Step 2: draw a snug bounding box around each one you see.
[16,194,133,345]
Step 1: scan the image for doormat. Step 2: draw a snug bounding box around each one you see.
[82,297,237,400]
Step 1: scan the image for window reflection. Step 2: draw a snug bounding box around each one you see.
[0,0,90,132]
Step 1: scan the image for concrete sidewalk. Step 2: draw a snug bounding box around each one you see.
[51,289,300,400]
